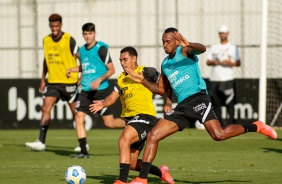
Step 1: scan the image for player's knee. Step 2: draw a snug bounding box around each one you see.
[75,116,84,125]
[41,105,50,113]
[118,136,124,145]
[207,126,226,141]
[103,122,111,128]
[147,131,159,143]
[75,121,84,127]
[104,121,114,128]
[210,130,226,141]
[118,135,129,146]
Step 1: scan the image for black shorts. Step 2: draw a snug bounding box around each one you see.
[76,89,112,115]
[164,91,217,131]
[124,114,159,151]
[43,83,78,103]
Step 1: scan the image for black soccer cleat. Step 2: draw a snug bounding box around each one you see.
[72,153,90,159]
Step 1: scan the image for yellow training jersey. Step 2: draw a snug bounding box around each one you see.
[117,66,156,118]
[43,33,78,84]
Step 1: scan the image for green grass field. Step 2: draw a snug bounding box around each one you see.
[1,128,282,184]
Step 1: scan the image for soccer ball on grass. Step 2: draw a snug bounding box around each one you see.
[65,165,86,184]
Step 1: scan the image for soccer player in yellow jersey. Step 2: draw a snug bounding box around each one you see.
[89,46,174,184]
[25,13,79,151]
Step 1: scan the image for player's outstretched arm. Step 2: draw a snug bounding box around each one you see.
[124,67,144,82]
[89,90,119,114]
[173,31,206,56]
[39,59,48,94]
[163,82,173,113]
[91,62,115,90]
[126,67,166,95]
[66,66,80,78]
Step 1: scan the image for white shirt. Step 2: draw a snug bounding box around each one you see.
[207,42,240,81]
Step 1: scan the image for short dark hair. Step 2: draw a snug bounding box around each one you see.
[49,13,62,23]
[82,23,95,32]
[120,46,138,57]
[164,27,178,33]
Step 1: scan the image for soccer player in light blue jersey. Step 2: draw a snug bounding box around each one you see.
[127,27,277,184]
[66,23,125,158]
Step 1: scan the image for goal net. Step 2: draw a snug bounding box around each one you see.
[267,0,282,126]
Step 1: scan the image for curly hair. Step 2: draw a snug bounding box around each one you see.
[49,13,62,23]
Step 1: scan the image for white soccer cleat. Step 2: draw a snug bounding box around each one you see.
[74,143,90,152]
[25,140,46,151]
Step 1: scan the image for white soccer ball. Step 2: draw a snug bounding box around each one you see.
[217,52,229,63]
[65,165,86,184]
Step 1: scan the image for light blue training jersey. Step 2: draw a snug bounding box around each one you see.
[162,46,207,103]
[79,41,109,91]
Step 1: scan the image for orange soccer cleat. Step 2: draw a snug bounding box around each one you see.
[160,165,175,184]
[113,179,128,184]
[253,121,277,139]
[129,177,148,184]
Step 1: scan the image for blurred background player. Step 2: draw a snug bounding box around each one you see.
[25,13,79,151]
[89,46,174,184]
[206,24,241,126]
[66,23,125,158]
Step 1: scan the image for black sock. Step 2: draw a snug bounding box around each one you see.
[149,165,162,177]
[139,162,151,179]
[118,163,130,182]
[39,125,48,143]
[78,138,88,155]
[242,124,257,133]
[135,163,162,177]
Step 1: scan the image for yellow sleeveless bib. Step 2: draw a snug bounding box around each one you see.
[117,66,156,117]
[43,33,78,84]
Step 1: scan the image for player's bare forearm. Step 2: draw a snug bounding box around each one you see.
[125,67,165,95]
[141,79,165,96]
[40,60,47,93]
[190,42,206,52]
[100,91,119,108]
[42,59,48,81]
[163,96,173,113]
[207,59,220,66]
[67,66,80,76]
[187,42,206,54]
[100,70,113,81]
[166,85,173,100]
[101,62,115,81]
[101,97,115,107]
[90,98,116,114]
